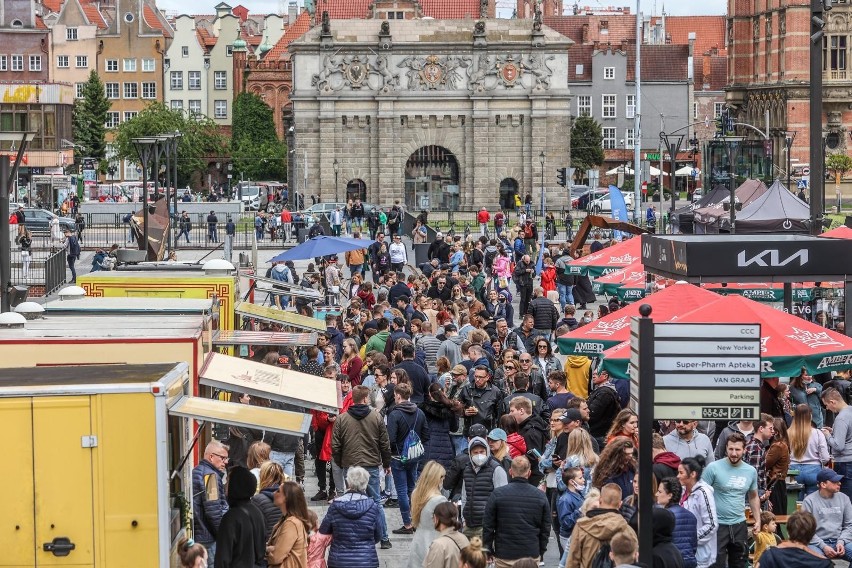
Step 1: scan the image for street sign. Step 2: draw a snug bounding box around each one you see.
[802,167,811,176]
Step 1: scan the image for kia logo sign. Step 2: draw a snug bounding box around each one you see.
[737,249,808,268]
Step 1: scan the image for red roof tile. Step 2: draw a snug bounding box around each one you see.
[420,0,480,18]
[80,2,108,29]
[196,26,216,50]
[314,0,372,22]
[695,53,727,91]
[143,3,173,38]
[663,16,726,57]
[568,44,594,81]
[267,9,311,60]
[629,44,689,82]
[42,0,63,12]
[36,15,48,29]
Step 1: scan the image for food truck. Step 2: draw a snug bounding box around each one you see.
[0,362,314,567]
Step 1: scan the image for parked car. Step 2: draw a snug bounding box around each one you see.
[22,208,76,234]
[302,202,379,216]
[691,188,704,202]
[571,188,609,210]
[589,190,635,214]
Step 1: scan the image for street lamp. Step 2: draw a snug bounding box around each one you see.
[131,137,160,255]
[539,151,545,219]
[660,132,685,232]
[785,132,798,193]
[723,139,742,234]
[333,158,339,203]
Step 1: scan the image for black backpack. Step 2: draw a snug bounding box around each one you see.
[590,541,614,568]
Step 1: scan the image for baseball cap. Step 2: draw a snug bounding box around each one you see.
[817,468,844,483]
[451,364,468,376]
[469,424,488,439]
[487,428,507,442]
[436,232,444,238]
[444,323,458,332]
[561,408,584,424]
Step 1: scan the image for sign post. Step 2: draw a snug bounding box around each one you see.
[630,305,655,566]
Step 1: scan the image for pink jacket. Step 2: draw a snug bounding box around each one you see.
[493,255,512,278]
[307,532,332,568]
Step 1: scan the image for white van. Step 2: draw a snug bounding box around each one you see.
[238,185,266,210]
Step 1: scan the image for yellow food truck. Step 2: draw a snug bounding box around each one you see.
[0,362,313,567]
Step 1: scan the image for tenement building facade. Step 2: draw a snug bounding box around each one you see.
[289,17,573,210]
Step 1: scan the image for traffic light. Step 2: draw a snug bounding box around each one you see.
[714,114,724,138]
[556,167,567,187]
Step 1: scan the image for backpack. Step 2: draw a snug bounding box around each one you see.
[388,207,400,224]
[400,412,425,463]
[590,541,614,568]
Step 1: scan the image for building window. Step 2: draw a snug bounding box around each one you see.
[57,55,69,68]
[29,55,41,72]
[75,83,85,98]
[123,58,137,72]
[214,100,227,119]
[171,100,184,110]
[124,111,138,122]
[124,160,140,181]
[105,112,120,128]
[170,71,183,90]
[182,46,189,57]
[626,94,635,119]
[188,71,201,90]
[106,59,118,72]
[602,95,617,118]
[226,45,233,57]
[105,82,120,98]
[824,35,848,79]
[123,82,138,99]
[604,66,615,79]
[142,82,156,99]
[693,101,698,119]
[142,58,155,72]
[0,56,6,71]
[577,95,591,117]
[214,71,227,90]
[602,127,617,149]
[188,100,202,116]
[625,128,635,148]
[11,55,23,71]
[66,27,78,40]
[75,55,88,68]
[714,102,725,118]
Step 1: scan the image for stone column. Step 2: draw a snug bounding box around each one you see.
[471,98,491,209]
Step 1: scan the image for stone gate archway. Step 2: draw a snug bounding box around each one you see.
[404,146,460,211]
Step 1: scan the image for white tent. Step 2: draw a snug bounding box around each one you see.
[675,165,701,176]
[605,163,667,176]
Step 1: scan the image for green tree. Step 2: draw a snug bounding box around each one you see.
[826,153,852,182]
[231,92,287,181]
[71,70,111,164]
[570,115,605,184]
[112,102,226,187]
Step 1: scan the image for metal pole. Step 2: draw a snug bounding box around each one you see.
[658,115,664,232]
[670,142,677,216]
[783,282,793,314]
[163,141,171,256]
[141,154,149,252]
[303,149,308,202]
[173,134,181,251]
[636,304,655,566]
[0,156,10,313]
[810,0,825,235]
[633,0,642,223]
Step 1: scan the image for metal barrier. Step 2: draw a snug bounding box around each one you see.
[9,248,67,295]
[44,248,67,295]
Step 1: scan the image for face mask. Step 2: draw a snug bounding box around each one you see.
[471,453,487,467]
[582,317,592,323]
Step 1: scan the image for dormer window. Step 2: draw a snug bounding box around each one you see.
[11,20,23,28]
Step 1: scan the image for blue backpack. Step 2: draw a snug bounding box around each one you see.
[400,412,425,463]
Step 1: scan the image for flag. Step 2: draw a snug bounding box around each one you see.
[608,185,629,240]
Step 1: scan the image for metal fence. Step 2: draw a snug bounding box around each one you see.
[44,248,67,295]
[9,248,67,295]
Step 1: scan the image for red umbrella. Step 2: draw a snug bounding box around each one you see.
[820,225,852,240]
[565,237,642,278]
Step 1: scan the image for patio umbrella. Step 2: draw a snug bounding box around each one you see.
[565,237,642,278]
[556,282,721,356]
[820,225,852,240]
[605,163,667,176]
[594,262,675,301]
[700,281,836,303]
[600,294,852,378]
[268,236,371,263]
[675,165,701,176]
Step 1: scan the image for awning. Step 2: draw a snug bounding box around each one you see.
[212,330,318,347]
[199,352,339,413]
[168,395,312,436]
[247,273,324,300]
[236,302,325,332]
[565,237,642,278]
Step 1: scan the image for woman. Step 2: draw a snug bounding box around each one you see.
[371,243,390,279]
[423,502,470,568]
[486,428,512,472]
[678,456,718,568]
[216,466,267,568]
[266,481,310,568]
[252,461,288,542]
[421,383,460,469]
[620,473,656,530]
[789,369,824,428]
[75,211,85,242]
[226,393,262,469]
[459,537,487,568]
[492,353,518,395]
[656,477,698,568]
[357,282,375,310]
[18,228,32,278]
[591,437,636,498]
[498,414,527,458]
[561,427,598,490]
[248,441,272,481]
[755,511,832,568]
[532,338,561,382]
[177,537,208,568]
[450,284,464,303]
[765,417,791,523]
[407,461,449,568]
[340,338,363,386]
[606,409,639,448]
[539,408,567,555]
[540,256,557,295]
[350,273,363,301]
[319,467,383,568]
[788,403,829,498]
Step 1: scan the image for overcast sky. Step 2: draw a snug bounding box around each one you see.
[155,0,727,17]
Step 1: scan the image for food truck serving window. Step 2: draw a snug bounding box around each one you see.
[235,302,325,331]
[168,395,312,436]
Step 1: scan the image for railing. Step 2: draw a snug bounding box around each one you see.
[44,248,67,295]
[9,248,67,296]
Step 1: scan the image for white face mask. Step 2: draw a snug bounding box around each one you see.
[582,317,592,323]
[471,453,488,467]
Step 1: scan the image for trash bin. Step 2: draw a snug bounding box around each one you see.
[239,252,249,267]
[8,285,28,308]
[413,243,430,268]
[298,228,309,243]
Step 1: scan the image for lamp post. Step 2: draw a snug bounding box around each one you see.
[131,137,160,255]
[539,151,545,219]
[0,131,36,313]
[333,158,339,203]
[785,131,797,193]
[660,132,684,232]
[724,139,742,234]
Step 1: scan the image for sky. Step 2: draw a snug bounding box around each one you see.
[154,0,727,17]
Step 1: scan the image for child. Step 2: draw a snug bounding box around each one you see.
[753,511,778,565]
[306,510,332,568]
[540,256,557,295]
[557,467,586,551]
[176,536,207,568]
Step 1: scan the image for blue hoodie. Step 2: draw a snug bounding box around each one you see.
[557,490,584,538]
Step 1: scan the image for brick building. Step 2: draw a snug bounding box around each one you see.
[0,0,50,84]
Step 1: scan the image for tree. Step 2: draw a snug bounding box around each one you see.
[231,92,287,181]
[570,115,605,184]
[71,70,111,165]
[112,102,226,187]
[826,153,852,183]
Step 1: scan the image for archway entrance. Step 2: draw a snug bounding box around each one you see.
[404,146,460,211]
[499,178,519,210]
[346,179,367,202]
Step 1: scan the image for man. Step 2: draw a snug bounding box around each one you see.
[206,210,218,242]
[586,368,622,449]
[386,383,430,533]
[192,441,229,566]
[494,210,505,238]
[567,483,630,568]
[496,318,527,354]
[178,211,192,244]
[344,235,367,277]
[264,402,303,478]
[393,342,431,404]
[609,531,640,568]
[822,387,852,501]
[508,396,548,486]
[477,206,490,237]
[652,432,682,482]
[224,217,235,259]
[457,436,508,539]
[517,353,548,400]
[553,253,576,311]
[714,419,755,460]
[331,385,393,549]
[527,287,559,340]
[744,413,775,509]
[514,314,541,355]
[561,406,600,453]
[802,468,852,562]
[387,272,410,306]
[389,234,407,272]
[368,231,385,282]
[330,206,343,236]
[483,456,550,566]
[383,317,411,359]
[664,419,716,462]
[366,317,390,355]
[415,321,442,378]
[351,198,365,230]
[702,432,761,568]
[387,201,402,237]
[269,261,293,310]
[428,231,452,264]
[547,370,574,411]
[437,323,464,367]
[501,373,550,421]
[64,228,81,283]
[647,205,657,232]
[513,255,536,315]
[280,207,292,241]
[522,219,538,257]
[460,365,504,433]
[324,256,342,304]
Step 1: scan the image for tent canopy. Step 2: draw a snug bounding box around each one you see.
[268,236,370,263]
[605,163,667,176]
[734,179,810,233]
[566,237,642,278]
[693,179,768,232]
[675,165,701,176]
[821,225,852,240]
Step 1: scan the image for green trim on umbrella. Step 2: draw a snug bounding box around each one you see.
[703,286,814,303]
[556,336,623,357]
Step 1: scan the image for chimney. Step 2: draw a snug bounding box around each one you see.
[703,52,711,90]
[582,22,589,43]
[288,1,297,22]
[621,38,628,52]
[687,32,695,81]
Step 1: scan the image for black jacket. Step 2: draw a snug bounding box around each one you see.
[518,414,549,486]
[483,477,550,560]
[652,508,685,568]
[459,383,504,433]
[513,260,535,289]
[250,488,282,542]
[428,239,451,263]
[386,401,430,456]
[215,500,266,568]
[528,296,559,330]
[393,359,431,404]
[587,383,621,441]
